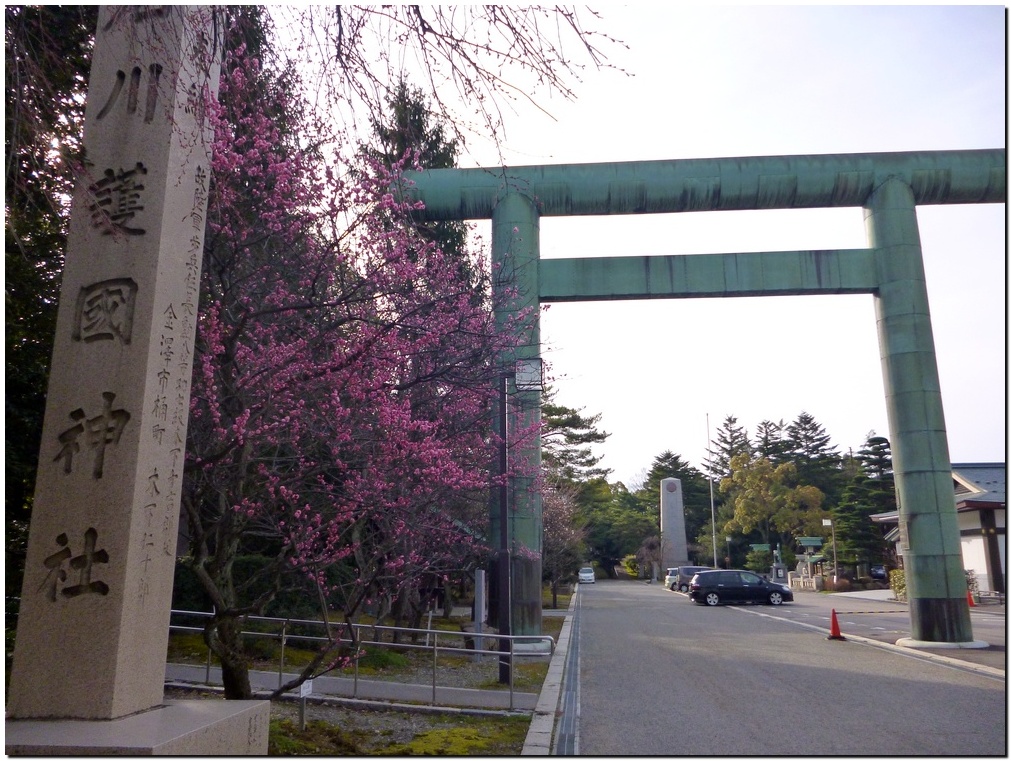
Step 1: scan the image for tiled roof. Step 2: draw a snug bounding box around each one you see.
[952,462,1006,506]
[870,463,1006,523]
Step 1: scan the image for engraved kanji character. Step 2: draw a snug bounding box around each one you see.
[152,395,168,421]
[159,333,174,363]
[147,469,160,498]
[62,528,110,598]
[73,278,137,344]
[96,63,163,123]
[89,163,148,236]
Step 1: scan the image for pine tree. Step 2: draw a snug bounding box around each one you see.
[703,415,751,480]
[541,388,611,486]
[784,411,843,502]
[754,419,791,463]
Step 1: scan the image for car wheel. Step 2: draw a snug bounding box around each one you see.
[768,591,783,605]
[679,583,689,593]
[704,592,720,606]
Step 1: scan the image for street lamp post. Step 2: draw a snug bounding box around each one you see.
[497,370,511,684]
[726,536,731,569]
[495,358,542,684]
[823,518,838,584]
[706,414,717,567]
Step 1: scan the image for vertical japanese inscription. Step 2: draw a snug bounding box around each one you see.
[9,4,221,723]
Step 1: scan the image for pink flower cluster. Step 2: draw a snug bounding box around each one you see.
[182,35,541,623]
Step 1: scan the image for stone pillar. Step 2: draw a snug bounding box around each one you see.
[864,178,975,644]
[490,191,542,637]
[660,478,689,570]
[6,6,234,722]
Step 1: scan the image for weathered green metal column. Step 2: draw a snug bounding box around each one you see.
[864,178,974,643]
[490,191,543,637]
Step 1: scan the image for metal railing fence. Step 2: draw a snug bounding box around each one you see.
[168,609,555,710]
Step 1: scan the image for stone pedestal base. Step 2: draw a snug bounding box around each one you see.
[895,637,990,650]
[5,700,269,756]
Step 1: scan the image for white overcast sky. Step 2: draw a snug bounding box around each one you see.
[459,3,1006,487]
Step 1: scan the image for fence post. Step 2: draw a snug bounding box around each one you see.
[279,619,288,690]
[353,646,360,698]
[431,631,438,704]
[508,636,514,711]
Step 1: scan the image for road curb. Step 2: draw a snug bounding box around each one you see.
[521,593,577,755]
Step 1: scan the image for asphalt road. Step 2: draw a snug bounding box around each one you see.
[574,580,1005,756]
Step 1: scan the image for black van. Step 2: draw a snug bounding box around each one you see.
[688,569,794,606]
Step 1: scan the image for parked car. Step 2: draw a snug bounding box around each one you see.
[663,568,679,590]
[870,565,888,580]
[578,567,596,584]
[672,565,711,593]
[688,569,794,606]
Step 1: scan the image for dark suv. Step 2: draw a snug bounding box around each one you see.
[688,569,794,606]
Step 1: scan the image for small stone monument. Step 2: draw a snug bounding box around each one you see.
[770,546,787,584]
[6,7,267,754]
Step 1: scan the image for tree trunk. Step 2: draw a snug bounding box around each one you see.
[208,616,253,700]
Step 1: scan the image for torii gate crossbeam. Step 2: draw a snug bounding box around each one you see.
[404,148,1005,647]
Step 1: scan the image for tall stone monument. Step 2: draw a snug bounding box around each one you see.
[660,478,690,571]
[6,7,268,754]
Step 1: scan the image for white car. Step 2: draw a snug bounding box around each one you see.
[578,567,595,584]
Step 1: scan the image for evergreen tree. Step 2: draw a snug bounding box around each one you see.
[362,77,470,277]
[541,388,611,485]
[703,414,751,480]
[832,473,890,569]
[576,479,654,576]
[754,419,791,463]
[784,411,843,503]
[827,432,895,571]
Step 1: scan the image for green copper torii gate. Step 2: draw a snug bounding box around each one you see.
[404,148,1005,645]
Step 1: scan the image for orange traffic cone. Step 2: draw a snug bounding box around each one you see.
[827,608,846,640]
[967,589,976,607]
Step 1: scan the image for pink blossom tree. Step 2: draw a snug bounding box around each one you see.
[181,15,539,699]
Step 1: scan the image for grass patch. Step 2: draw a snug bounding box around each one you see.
[167,632,210,662]
[268,718,369,755]
[542,591,572,610]
[267,712,530,756]
[379,714,530,756]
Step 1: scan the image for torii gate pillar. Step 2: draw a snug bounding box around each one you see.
[865,178,974,643]
[489,192,543,637]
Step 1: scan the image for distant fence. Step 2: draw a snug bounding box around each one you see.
[168,609,555,710]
